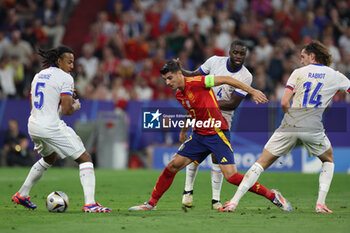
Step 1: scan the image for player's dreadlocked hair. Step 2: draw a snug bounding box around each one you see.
[303,40,332,67]
[38,46,74,68]
[160,60,181,75]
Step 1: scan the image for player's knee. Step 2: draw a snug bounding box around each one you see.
[75,151,92,164]
[44,153,58,165]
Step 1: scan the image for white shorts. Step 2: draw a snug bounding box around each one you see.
[30,125,85,160]
[264,130,331,157]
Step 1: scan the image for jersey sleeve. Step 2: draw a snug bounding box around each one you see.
[336,71,350,93]
[199,56,216,75]
[185,76,206,88]
[60,74,74,96]
[285,69,298,92]
[233,71,252,97]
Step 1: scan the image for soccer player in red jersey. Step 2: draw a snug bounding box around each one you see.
[129,60,290,211]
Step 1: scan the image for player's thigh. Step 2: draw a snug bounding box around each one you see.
[30,135,55,157]
[167,153,193,172]
[207,130,235,165]
[47,126,85,160]
[264,131,298,156]
[299,131,331,157]
[177,133,211,165]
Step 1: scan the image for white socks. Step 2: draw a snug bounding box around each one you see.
[184,162,199,191]
[184,162,223,201]
[19,158,51,197]
[317,162,334,205]
[231,162,264,204]
[79,162,96,205]
[211,163,223,201]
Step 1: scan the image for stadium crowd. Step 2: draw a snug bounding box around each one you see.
[1,0,350,102]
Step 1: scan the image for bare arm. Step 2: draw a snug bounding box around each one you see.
[181,67,202,77]
[281,88,294,113]
[213,76,268,104]
[176,58,203,77]
[218,93,244,111]
[60,95,81,115]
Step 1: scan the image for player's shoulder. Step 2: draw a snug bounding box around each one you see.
[206,56,228,63]
[238,65,253,80]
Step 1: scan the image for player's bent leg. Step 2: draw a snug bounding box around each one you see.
[76,151,112,213]
[130,154,192,211]
[13,155,54,209]
[211,154,223,209]
[182,162,199,208]
[316,148,334,213]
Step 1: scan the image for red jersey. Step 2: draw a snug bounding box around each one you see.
[175,76,228,135]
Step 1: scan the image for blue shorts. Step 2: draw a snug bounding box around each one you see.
[177,130,234,165]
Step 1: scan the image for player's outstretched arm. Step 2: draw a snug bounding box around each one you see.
[211,76,268,104]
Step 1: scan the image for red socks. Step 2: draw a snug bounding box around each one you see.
[149,167,176,206]
[227,172,275,201]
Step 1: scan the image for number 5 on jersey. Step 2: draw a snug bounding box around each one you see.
[34,82,46,109]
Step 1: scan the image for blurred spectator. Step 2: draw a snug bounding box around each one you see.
[338,26,350,57]
[252,64,273,97]
[314,6,330,32]
[0,56,16,98]
[4,30,33,68]
[185,23,206,67]
[101,46,120,77]
[15,0,37,22]
[338,54,350,79]
[323,34,341,69]
[21,21,48,50]
[35,0,65,47]
[0,31,10,58]
[96,11,117,36]
[188,7,213,37]
[1,8,22,37]
[111,77,130,101]
[3,119,33,166]
[254,34,273,66]
[250,0,272,17]
[77,43,99,80]
[133,75,153,100]
[8,55,25,97]
[267,45,284,85]
[84,23,109,58]
[74,64,90,98]
[300,12,320,40]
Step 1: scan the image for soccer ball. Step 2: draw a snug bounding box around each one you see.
[46,191,69,213]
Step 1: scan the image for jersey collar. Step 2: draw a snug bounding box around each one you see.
[311,63,324,66]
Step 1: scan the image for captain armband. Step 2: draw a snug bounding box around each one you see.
[204,75,215,88]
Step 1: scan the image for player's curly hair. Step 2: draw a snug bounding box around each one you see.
[38,46,74,68]
[160,60,181,75]
[303,40,332,66]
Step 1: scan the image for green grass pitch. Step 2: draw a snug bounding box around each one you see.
[0,167,349,233]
